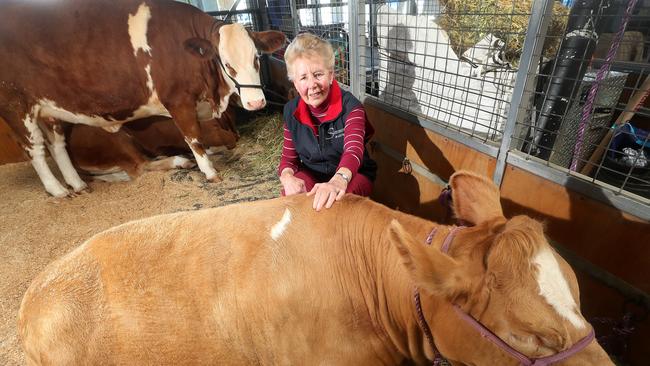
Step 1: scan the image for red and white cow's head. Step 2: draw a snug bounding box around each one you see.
[185,23,285,112]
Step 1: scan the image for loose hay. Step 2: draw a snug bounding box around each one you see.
[437,0,569,64]
[0,110,284,365]
[222,111,284,178]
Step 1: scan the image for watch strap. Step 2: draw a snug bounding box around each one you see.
[336,172,351,183]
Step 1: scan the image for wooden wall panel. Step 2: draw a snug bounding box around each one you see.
[370,148,449,222]
[366,103,496,181]
[0,117,26,165]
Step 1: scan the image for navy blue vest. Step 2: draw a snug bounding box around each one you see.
[283,89,377,181]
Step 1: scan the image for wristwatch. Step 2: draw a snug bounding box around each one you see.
[336,171,351,183]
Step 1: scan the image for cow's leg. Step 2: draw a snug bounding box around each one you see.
[1,99,68,196]
[20,112,71,197]
[168,104,221,182]
[143,156,196,171]
[41,120,89,193]
[88,171,132,182]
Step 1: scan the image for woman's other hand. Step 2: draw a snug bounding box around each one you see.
[280,170,306,196]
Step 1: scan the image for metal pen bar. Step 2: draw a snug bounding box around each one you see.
[349,0,361,97]
[493,0,555,186]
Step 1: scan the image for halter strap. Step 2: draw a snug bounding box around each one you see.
[414,226,463,365]
[453,306,595,366]
[217,57,264,95]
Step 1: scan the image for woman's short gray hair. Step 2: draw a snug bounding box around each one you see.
[284,33,335,81]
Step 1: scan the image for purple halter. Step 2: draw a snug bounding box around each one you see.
[414,227,596,365]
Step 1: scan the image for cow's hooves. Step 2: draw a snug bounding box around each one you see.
[207,175,223,183]
[73,184,92,194]
[66,191,80,198]
[48,186,70,198]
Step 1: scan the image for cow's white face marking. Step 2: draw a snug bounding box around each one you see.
[533,248,586,329]
[218,24,266,108]
[128,3,152,57]
[270,208,291,240]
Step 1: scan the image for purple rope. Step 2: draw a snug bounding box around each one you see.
[571,0,639,171]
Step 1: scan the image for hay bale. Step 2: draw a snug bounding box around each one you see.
[437,0,569,63]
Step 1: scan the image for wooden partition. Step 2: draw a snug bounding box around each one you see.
[365,102,650,365]
[366,103,496,221]
[0,117,26,165]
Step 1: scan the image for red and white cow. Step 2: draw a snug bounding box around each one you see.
[18,171,613,365]
[66,108,238,181]
[0,0,285,197]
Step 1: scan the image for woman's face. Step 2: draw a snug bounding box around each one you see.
[291,56,334,108]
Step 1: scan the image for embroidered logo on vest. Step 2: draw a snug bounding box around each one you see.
[326,126,345,140]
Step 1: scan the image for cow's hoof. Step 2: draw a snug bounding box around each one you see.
[73,183,91,194]
[66,190,80,198]
[47,185,70,198]
[78,185,93,194]
[207,175,223,183]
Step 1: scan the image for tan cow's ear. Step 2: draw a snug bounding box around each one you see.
[251,30,287,53]
[388,220,470,301]
[184,38,216,59]
[449,170,503,225]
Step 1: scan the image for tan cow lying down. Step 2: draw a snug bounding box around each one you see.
[66,109,238,182]
[18,171,613,365]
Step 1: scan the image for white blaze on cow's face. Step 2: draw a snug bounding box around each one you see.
[533,247,586,329]
[218,24,266,110]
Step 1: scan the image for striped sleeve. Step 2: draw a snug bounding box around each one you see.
[277,122,300,176]
[337,107,367,175]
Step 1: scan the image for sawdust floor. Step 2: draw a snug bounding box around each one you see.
[0,118,282,365]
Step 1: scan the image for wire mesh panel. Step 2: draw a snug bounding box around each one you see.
[183,1,264,29]
[509,0,650,202]
[361,0,567,143]
[263,1,352,88]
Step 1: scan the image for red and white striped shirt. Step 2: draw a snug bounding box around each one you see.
[278,103,368,177]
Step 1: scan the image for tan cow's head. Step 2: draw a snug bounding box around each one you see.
[185,23,286,111]
[388,171,612,365]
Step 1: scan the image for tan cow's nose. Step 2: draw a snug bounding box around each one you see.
[247,99,266,110]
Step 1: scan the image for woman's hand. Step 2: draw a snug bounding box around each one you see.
[280,171,306,196]
[307,174,348,211]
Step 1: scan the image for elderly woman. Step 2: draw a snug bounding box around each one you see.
[278,33,377,211]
